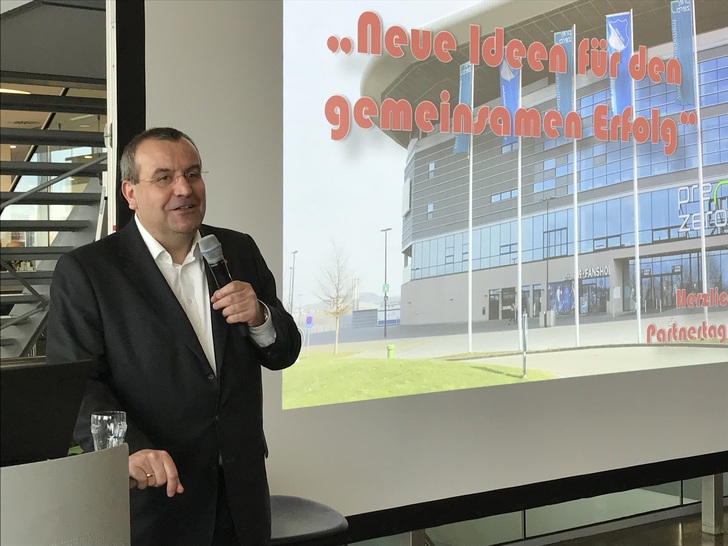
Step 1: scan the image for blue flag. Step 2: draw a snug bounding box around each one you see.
[499,58,520,146]
[454,62,473,154]
[606,11,633,117]
[671,0,696,108]
[554,28,574,118]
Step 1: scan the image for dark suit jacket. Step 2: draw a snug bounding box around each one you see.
[46,220,301,545]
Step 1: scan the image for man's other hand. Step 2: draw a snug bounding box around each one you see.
[129,449,184,497]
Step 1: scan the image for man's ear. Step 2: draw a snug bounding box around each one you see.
[121,180,138,211]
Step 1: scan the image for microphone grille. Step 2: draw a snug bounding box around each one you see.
[199,234,224,264]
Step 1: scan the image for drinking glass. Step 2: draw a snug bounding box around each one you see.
[90,410,128,450]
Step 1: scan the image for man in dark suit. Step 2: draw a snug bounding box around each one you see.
[46,127,301,545]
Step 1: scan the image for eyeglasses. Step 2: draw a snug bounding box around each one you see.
[136,169,208,187]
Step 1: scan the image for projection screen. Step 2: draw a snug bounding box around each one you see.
[144,0,728,517]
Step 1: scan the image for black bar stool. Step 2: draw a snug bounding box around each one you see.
[270,495,348,545]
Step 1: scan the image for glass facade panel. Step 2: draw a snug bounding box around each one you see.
[624,249,728,312]
[426,512,523,546]
[593,202,606,239]
[526,486,681,537]
[606,199,620,237]
[412,191,726,280]
[356,475,728,546]
[409,54,727,288]
[651,191,669,229]
[522,218,533,251]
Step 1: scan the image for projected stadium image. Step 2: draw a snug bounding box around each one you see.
[282,0,728,409]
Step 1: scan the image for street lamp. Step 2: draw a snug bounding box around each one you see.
[289,250,298,312]
[381,227,392,338]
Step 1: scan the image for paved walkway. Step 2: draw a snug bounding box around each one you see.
[469,345,726,378]
[302,307,727,379]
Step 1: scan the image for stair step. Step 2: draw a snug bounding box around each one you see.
[1,246,75,259]
[1,220,90,231]
[0,270,54,284]
[0,71,106,89]
[0,337,16,347]
[0,128,105,147]
[1,315,30,326]
[0,93,106,115]
[0,161,106,177]
[0,191,100,206]
[0,271,53,294]
[0,293,40,305]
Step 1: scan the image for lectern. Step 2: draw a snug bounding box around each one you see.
[1,444,131,546]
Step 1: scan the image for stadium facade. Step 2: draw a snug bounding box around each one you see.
[362,0,728,326]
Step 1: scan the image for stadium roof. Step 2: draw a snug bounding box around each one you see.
[361,0,728,148]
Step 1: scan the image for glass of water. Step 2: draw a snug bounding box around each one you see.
[90,411,128,450]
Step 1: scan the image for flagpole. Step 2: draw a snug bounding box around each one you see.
[468,63,474,354]
[627,9,642,342]
[571,24,580,347]
[498,59,520,347]
[516,58,523,351]
[517,139,523,351]
[690,0,709,323]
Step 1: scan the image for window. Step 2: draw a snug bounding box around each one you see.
[544,227,568,258]
[535,179,555,193]
[445,236,454,264]
[502,141,519,154]
[491,189,518,202]
[500,243,517,255]
[402,178,412,215]
[405,57,728,283]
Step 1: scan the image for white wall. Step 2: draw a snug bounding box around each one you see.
[144,0,284,282]
[144,0,728,517]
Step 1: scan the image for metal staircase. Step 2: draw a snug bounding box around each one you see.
[1,75,107,358]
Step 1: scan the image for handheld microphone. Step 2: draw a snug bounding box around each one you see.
[199,234,250,336]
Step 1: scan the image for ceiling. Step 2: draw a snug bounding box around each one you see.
[0,1,106,185]
[0,0,106,81]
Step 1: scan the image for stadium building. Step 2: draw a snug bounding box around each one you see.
[361,0,728,326]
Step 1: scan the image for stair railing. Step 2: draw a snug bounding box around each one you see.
[1,154,107,211]
[0,261,48,329]
[1,154,107,330]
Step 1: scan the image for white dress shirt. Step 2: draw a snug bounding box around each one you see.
[135,216,275,374]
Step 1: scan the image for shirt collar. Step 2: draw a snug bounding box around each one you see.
[134,214,201,264]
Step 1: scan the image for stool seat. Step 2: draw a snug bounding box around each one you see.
[270,495,348,545]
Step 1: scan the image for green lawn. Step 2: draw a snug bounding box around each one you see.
[282,352,557,409]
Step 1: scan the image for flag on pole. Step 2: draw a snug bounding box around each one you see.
[554,28,574,119]
[454,62,473,153]
[671,0,697,108]
[499,58,520,146]
[606,11,633,116]
[607,9,643,340]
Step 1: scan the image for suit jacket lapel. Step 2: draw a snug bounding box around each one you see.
[118,221,210,368]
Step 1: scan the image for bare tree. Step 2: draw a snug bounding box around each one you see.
[317,241,353,354]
